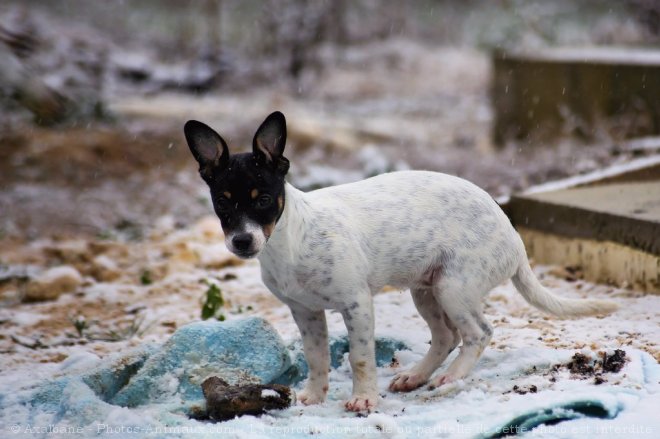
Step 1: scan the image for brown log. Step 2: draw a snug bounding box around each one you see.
[200,376,295,422]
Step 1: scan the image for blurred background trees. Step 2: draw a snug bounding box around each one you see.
[2,0,657,115]
[0,0,658,239]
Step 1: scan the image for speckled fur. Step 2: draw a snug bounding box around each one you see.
[258,172,527,411]
[185,112,618,413]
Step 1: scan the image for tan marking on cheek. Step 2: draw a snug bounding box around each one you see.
[250,189,259,199]
[223,191,231,199]
[263,222,275,238]
[277,195,284,211]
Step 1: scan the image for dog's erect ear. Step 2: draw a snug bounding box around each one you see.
[184,120,229,179]
[253,111,289,173]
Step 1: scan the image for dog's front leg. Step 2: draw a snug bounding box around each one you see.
[341,299,378,412]
[290,306,330,405]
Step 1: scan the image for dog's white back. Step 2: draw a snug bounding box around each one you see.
[260,171,521,306]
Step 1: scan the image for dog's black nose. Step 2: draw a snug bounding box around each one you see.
[232,234,253,251]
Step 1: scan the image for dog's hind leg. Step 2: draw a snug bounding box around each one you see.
[428,284,493,389]
[389,287,459,392]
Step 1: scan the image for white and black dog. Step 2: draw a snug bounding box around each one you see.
[184,111,618,412]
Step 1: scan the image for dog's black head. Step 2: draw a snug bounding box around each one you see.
[184,111,289,258]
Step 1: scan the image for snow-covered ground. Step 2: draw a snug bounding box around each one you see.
[0,215,658,438]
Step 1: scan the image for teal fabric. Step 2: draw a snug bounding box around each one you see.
[274,335,409,385]
[480,399,620,438]
[14,317,409,422]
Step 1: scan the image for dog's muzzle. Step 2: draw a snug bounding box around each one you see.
[225,221,267,259]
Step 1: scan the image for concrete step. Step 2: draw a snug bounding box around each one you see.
[504,155,660,293]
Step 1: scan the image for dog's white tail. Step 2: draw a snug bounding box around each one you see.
[511,262,619,318]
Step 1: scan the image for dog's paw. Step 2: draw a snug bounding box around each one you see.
[344,394,378,413]
[389,371,428,392]
[427,374,455,390]
[297,388,326,406]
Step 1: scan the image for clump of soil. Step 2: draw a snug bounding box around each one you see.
[553,349,628,385]
[567,352,595,375]
[512,384,538,395]
[601,349,627,373]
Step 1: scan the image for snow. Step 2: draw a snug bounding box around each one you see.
[261,389,279,399]
[513,47,660,65]
[9,311,48,327]
[58,352,102,373]
[496,154,660,205]
[1,218,658,438]
[522,155,660,197]
[1,358,657,439]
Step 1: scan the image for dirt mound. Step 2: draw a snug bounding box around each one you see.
[555,350,628,385]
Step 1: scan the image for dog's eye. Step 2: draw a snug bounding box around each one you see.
[216,197,231,213]
[255,194,273,209]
